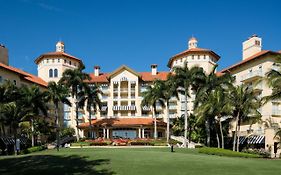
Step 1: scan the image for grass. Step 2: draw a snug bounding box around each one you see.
[0,148,281,175]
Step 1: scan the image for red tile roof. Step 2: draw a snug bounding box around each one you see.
[0,63,48,87]
[34,52,82,64]
[87,71,170,83]
[79,118,166,128]
[220,50,281,73]
[87,73,109,83]
[168,47,220,68]
[139,72,170,81]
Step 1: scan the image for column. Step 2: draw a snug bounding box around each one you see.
[106,128,110,139]
[142,128,145,138]
[138,128,141,138]
[103,128,106,139]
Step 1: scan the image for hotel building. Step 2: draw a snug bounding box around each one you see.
[2,34,280,155]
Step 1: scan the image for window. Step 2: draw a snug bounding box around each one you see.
[0,76,2,83]
[49,69,53,78]
[69,61,72,65]
[192,55,194,60]
[13,80,17,85]
[52,59,54,63]
[54,69,58,77]
[58,59,60,63]
[203,55,206,59]
[46,59,49,63]
[64,59,67,63]
[198,55,200,60]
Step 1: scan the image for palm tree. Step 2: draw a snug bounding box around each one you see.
[142,81,165,139]
[229,85,261,152]
[172,64,205,147]
[0,80,20,136]
[78,83,102,139]
[194,66,233,147]
[59,64,90,141]
[2,102,32,155]
[195,88,232,148]
[19,85,49,146]
[47,81,71,151]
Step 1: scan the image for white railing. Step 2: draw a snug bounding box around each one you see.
[272,109,281,116]
[169,105,177,110]
[241,70,263,81]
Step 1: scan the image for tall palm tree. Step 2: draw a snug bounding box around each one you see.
[194,66,234,147]
[19,85,49,146]
[195,88,232,148]
[172,64,205,147]
[142,81,165,139]
[59,64,90,141]
[78,83,102,139]
[151,78,178,143]
[229,85,261,152]
[47,81,71,151]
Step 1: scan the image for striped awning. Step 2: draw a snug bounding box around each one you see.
[100,106,108,111]
[112,105,136,111]
[120,77,128,81]
[239,135,265,145]
[142,106,151,111]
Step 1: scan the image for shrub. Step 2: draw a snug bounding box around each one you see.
[242,148,270,158]
[60,127,75,138]
[198,147,262,158]
[90,142,108,146]
[21,146,47,154]
[130,140,153,146]
[71,142,91,146]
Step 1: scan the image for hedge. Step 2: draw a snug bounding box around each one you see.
[198,147,262,158]
[21,146,47,154]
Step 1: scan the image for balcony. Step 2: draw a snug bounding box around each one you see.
[248,83,263,93]
[169,105,177,110]
[241,70,263,82]
[272,99,281,104]
[120,88,128,93]
[272,109,281,117]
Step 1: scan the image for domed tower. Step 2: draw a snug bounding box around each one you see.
[168,36,220,74]
[35,41,82,83]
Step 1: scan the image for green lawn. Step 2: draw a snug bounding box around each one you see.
[0,148,281,175]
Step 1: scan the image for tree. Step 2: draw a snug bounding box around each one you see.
[194,65,234,147]
[172,64,205,147]
[229,85,261,152]
[19,85,49,146]
[2,102,32,155]
[141,80,165,139]
[59,64,90,141]
[0,80,20,137]
[146,79,178,143]
[195,88,232,148]
[47,81,71,151]
[78,83,102,139]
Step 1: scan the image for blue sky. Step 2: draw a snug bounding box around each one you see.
[1,0,281,75]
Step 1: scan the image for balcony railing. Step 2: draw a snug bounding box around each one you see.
[272,109,281,116]
[169,105,177,110]
[241,70,263,82]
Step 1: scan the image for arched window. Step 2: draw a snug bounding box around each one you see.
[54,69,58,77]
[49,69,53,78]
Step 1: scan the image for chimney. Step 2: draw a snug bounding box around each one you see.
[151,64,157,75]
[242,34,262,60]
[0,44,9,65]
[94,65,100,76]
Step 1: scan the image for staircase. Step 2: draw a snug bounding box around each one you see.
[53,136,76,147]
[171,135,199,148]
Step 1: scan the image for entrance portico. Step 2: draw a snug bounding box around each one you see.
[79,118,167,139]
